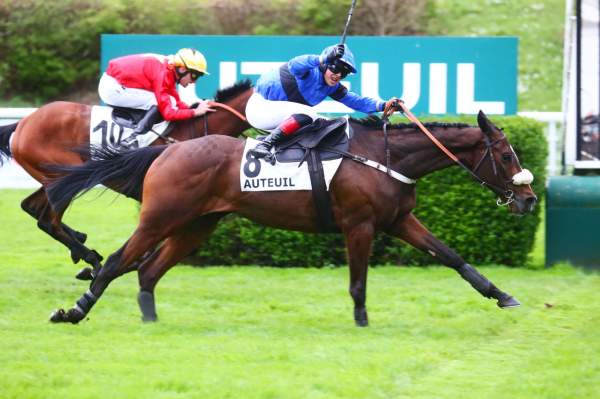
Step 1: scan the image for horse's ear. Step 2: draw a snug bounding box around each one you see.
[477,110,495,135]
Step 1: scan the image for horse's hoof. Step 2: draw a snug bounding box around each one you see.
[75,267,94,281]
[49,308,67,323]
[65,308,86,324]
[355,319,369,327]
[84,249,104,266]
[51,308,86,324]
[354,307,369,327]
[497,294,521,308]
[138,291,158,322]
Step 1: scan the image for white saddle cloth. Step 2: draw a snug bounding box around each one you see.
[239,138,343,192]
[90,105,169,149]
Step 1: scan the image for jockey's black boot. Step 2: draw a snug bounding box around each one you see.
[132,105,162,136]
[249,114,313,160]
[249,128,285,159]
[120,106,162,148]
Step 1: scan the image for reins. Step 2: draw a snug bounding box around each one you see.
[208,101,247,122]
[385,101,511,196]
[168,100,250,142]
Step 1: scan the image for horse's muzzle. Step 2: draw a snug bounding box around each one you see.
[511,194,537,214]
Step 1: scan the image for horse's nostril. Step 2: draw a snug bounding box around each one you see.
[525,195,537,211]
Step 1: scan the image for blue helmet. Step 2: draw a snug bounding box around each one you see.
[320,44,357,74]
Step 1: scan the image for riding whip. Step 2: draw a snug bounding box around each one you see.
[340,0,358,45]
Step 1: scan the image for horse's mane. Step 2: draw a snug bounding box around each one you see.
[213,79,253,102]
[350,115,472,130]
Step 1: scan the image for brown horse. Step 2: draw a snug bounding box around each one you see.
[47,111,537,326]
[0,80,252,278]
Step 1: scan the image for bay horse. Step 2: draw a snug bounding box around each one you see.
[0,80,252,278]
[47,111,537,326]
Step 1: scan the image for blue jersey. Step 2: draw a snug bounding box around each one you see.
[255,55,384,113]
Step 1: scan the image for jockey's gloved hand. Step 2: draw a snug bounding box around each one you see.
[386,97,403,110]
[326,44,345,65]
[382,97,404,119]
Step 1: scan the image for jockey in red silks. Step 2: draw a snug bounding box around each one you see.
[98,48,215,140]
[245,43,398,159]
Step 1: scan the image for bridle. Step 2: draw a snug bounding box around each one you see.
[383,100,533,207]
[471,133,517,206]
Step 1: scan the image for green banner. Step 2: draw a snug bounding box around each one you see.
[101,34,517,116]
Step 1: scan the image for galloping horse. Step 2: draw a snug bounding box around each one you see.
[0,80,252,278]
[47,111,537,326]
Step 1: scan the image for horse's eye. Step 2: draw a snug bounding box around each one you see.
[502,153,512,162]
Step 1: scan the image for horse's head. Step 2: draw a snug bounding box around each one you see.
[472,111,537,214]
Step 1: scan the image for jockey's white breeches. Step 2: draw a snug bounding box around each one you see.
[245,91,320,132]
[98,73,176,111]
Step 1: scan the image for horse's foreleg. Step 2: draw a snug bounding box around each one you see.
[387,213,520,308]
[49,224,163,324]
[137,214,223,322]
[344,222,375,327]
[21,188,103,278]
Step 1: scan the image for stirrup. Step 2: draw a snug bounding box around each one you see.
[119,135,139,149]
[249,143,272,158]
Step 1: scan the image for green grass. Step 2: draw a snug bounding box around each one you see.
[1,189,598,398]
[430,0,565,111]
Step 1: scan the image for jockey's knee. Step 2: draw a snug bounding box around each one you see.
[280,114,314,136]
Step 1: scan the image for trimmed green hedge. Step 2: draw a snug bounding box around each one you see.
[193,115,547,267]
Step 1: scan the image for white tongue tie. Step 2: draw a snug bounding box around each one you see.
[512,169,534,185]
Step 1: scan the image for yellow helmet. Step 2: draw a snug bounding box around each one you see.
[172,48,209,75]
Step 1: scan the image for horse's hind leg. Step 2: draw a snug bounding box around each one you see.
[386,213,520,308]
[344,222,375,327]
[137,214,224,322]
[22,188,87,243]
[21,187,103,279]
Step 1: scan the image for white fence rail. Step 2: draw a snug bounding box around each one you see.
[518,111,564,176]
[0,109,39,188]
[1,108,565,188]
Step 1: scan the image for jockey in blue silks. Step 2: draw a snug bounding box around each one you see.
[245,43,398,159]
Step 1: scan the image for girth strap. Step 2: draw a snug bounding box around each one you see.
[307,148,338,233]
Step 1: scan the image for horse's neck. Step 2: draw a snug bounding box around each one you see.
[169,90,252,141]
[397,126,483,179]
[354,125,483,180]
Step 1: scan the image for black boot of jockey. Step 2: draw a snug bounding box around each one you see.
[121,106,162,148]
[249,114,313,159]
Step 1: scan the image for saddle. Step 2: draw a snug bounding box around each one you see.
[110,107,148,130]
[272,117,350,164]
[109,106,174,143]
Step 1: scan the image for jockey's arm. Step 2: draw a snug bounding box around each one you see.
[288,55,320,77]
[153,83,195,121]
[332,86,386,114]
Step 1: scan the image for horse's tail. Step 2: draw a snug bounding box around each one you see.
[0,122,18,165]
[47,145,167,214]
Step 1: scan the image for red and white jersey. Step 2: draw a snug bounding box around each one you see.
[105,54,194,121]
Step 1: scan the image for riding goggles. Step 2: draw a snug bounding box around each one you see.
[189,70,205,81]
[327,61,353,78]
